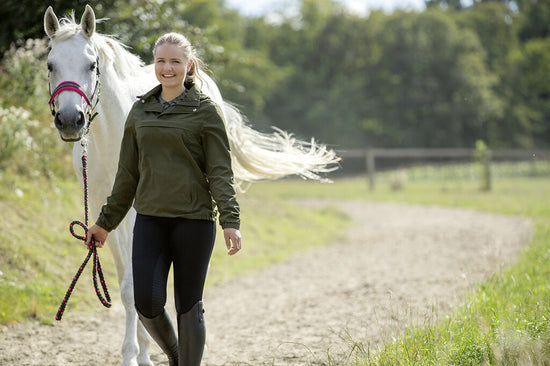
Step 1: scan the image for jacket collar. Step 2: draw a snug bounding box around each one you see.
[140,84,201,109]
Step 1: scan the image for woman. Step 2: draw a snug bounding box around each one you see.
[86,32,242,366]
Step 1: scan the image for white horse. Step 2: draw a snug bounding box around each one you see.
[44,5,338,366]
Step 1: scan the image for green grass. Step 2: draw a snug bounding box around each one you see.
[250,174,550,365]
[0,172,107,324]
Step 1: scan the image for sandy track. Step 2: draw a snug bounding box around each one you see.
[0,200,532,365]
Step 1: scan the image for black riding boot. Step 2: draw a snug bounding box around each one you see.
[137,308,179,366]
[177,301,206,366]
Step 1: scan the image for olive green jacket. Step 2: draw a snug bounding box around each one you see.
[95,84,240,231]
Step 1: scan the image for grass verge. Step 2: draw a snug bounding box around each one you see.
[0,172,102,325]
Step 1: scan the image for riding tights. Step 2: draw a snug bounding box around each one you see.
[132,214,215,318]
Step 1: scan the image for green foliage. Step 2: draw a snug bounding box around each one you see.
[0,0,100,56]
[0,107,34,166]
[0,37,73,179]
[516,0,550,41]
[0,106,72,178]
[259,6,502,148]
[0,38,50,117]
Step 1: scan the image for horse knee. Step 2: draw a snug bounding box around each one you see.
[120,275,135,307]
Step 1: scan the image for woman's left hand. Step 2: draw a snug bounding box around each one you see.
[223,228,242,256]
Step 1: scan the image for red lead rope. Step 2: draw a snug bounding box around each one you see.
[56,151,111,321]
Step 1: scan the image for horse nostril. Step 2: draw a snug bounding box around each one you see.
[76,111,86,128]
[54,113,63,129]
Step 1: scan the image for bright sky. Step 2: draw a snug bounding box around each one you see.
[224,0,427,17]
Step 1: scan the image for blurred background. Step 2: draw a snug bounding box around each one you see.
[2,0,550,181]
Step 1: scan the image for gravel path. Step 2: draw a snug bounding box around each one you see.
[0,200,533,365]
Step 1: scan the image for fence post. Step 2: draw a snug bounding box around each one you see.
[366,149,375,191]
[475,141,492,191]
[484,153,492,191]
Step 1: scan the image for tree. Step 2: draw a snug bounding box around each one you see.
[369,10,500,147]
[426,0,465,10]
[513,38,550,146]
[516,0,550,40]
[0,0,115,57]
[261,6,500,148]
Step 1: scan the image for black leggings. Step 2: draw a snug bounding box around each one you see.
[132,214,215,318]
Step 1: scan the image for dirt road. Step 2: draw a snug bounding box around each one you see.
[0,200,532,365]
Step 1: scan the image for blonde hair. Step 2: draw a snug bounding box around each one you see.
[153,32,203,89]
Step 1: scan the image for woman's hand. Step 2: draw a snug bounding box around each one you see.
[86,224,109,248]
[223,228,242,256]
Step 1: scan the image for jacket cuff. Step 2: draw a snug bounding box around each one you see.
[95,215,115,232]
[221,221,240,230]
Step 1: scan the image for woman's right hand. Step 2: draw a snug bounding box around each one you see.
[86,224,109,248]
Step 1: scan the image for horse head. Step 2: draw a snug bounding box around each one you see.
[44,5,100,142]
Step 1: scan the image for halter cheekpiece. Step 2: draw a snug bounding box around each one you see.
[48,56,101,130]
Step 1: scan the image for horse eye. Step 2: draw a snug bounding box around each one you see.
[47,63,53,72]
[89,63,97,71]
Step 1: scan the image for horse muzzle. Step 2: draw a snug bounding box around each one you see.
[54,109,87,142]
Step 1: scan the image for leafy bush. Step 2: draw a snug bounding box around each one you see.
[0,106,72,178]
[0,107,34,164]
[0,38,50,116]
[0,39,73,179]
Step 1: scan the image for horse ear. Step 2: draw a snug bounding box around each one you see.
[81,4,96,39]
[44,6,60,39]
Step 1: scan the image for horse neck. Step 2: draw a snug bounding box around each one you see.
[89,76,130,163]
[76,64,153,204]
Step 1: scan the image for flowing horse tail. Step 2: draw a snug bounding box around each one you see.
[221,102,340,184]
[198,72,340,186]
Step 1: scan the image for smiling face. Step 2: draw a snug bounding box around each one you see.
[154,43,190,98]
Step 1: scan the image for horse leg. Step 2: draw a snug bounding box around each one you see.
[120,263,153,366]
[108,222,153,366]
[136,318,154,366]
[119,264,141,366]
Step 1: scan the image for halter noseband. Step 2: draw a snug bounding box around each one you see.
[48,57,101,130]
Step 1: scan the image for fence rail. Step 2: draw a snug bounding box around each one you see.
[338,148,550,191]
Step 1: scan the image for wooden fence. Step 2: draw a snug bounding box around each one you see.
[338,148,550,191]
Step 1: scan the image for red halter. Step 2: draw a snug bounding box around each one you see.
[48,58,101,125]
[49,81,92,107]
